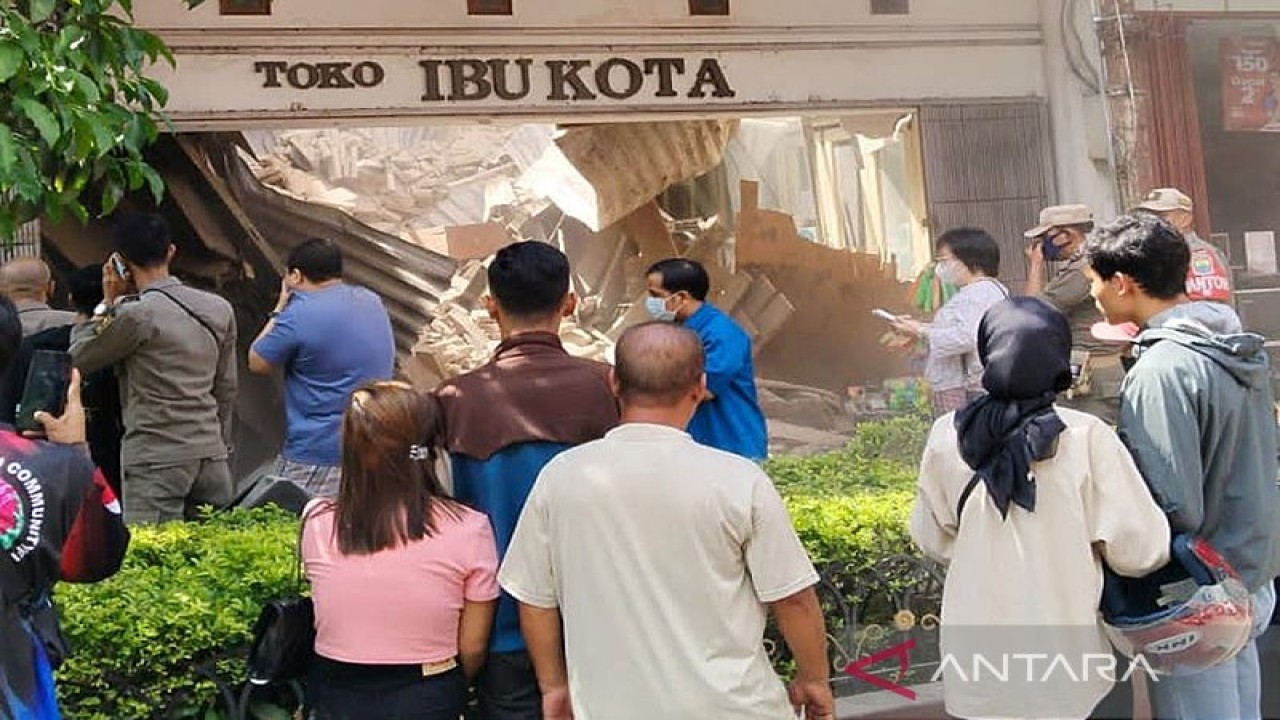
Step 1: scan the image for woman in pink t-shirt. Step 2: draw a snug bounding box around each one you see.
[301,381,499,719]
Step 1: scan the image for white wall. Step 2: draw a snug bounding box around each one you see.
[137,0,1047,127]
[137,0,1040,30]
[131,0,1119,210]
[1038,0,1119,218]
[1132,0,1280,11]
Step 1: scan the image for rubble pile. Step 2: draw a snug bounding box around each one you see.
[247,126,553,249]
[406,258,615,389]
[239,125,916,456]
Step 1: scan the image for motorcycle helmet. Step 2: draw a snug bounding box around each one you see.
[1101,535,1254,677]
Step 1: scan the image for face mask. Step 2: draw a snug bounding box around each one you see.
[1042,234,1068,261]
[935,259,961,285]
[645,295,677,323]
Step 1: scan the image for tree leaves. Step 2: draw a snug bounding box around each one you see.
[16,97,60,145]
[0,126,17,175]
[0,43,22,83]
[0,1,184,240]
[27,0,56,24]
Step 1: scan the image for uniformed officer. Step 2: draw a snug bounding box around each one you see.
[1134,188,1234,305]
[0,256,77,337]
[69,213,238,524]
[1024,204,1124,424]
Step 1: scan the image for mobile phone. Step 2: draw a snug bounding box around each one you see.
[872,308,898,322]
[15,351,73,433]
[110,253,129,279]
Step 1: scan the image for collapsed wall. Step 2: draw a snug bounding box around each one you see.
[39,122,917,464]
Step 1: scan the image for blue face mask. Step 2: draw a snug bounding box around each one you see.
[645,295,677,323]
[1042,234,1068,261]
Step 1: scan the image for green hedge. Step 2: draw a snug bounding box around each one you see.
[54,414,932,718]
[767,413,928,564]
[56,507,299,719]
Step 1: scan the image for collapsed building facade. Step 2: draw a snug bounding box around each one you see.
[6,0,1136,477]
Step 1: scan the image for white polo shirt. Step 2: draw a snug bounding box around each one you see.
[499,423,819,719]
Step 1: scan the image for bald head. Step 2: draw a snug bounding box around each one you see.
[0,257,53,301]
[615,322,705,406]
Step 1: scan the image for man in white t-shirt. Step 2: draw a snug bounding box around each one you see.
[499,322,833,720]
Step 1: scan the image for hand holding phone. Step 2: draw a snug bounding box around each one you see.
[110,253,129,280]
[16,351,73,434]
[103,253,133,303]
[28,369,86,446]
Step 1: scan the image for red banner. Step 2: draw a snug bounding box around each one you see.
[1222,37,1280,133]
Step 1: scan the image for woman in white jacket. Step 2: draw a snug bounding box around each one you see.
[909,297,1171,720]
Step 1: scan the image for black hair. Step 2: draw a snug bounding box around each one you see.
[67,265,105,316]
[646,258,710,302]
[937,227,1000,278]
[287,238,344,282]
[1084,213,1188,300]
[113,212,171,268]
[0,296,19,375]
[487,241,571,319]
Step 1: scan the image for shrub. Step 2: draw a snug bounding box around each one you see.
[765,412,930,496]
[56,506,301,719]
[766,411,929,562]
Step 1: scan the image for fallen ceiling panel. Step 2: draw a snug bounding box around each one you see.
[552,120,739,231]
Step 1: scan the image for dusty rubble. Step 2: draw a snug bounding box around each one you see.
[238,124,915,456]
[405,259,615,389]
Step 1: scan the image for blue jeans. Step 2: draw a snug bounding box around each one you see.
[1150,582,1277,720]
[474,651,541,720]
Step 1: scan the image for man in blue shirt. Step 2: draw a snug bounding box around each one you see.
[646,258,768,460]
[435,241,619,720]
[249,238,395,497]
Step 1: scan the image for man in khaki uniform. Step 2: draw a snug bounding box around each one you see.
[1024,204,1124,424]
[0,257,77,337]
[1135,188,1235,305]
[70,213,238,524]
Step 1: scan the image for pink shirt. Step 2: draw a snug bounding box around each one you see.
[301,500,500,664]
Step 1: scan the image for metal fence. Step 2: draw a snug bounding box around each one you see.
[1,219,42,263]
[767,554,945,697]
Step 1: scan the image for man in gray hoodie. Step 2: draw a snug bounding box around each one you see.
[1084,213,1280,720]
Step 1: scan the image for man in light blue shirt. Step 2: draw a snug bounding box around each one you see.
[249,238,394,496]
[645,258,768,460]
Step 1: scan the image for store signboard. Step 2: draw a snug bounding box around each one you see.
[1222,37,1280,133]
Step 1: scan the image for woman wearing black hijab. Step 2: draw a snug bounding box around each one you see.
[909,297,1171,720]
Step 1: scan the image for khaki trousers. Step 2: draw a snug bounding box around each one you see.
[122,457,232,524]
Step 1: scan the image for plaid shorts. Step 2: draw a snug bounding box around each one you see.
[271,456,341,498]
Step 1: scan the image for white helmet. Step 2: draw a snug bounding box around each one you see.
[1101,535,1254,677]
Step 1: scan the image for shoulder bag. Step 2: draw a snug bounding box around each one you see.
[246,510,317,685]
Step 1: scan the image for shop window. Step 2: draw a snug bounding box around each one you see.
[690,0,730,16]
[219,0,271,15]
[468,0,513,15]
[870,0,909,14]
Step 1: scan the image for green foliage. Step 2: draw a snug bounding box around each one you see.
[0,0,208,238]
[765,412,930,496]
[785,491,916,564]
[56,506,299,719]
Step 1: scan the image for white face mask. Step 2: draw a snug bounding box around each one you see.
[645,295,678,322]
[935,259,963,285]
